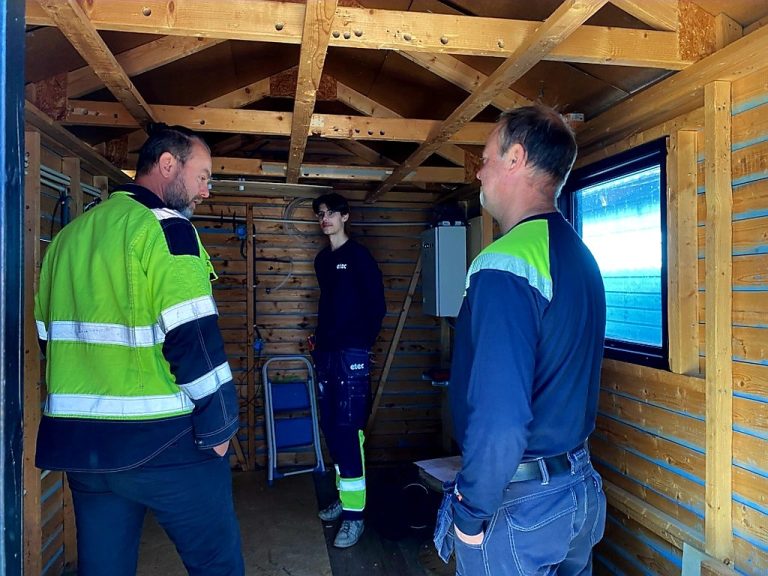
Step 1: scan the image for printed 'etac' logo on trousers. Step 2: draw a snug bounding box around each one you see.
[336,263,347,270]
[349,363,365,370]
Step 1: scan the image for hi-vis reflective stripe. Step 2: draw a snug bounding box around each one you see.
[47,321,165,347]
[467,252,553,301]
[152,207,186,221]
[45,391,194,418]
[178,362,232,400]
[36,320,48,341]
[338,477,366,492]
[160,296,217,333]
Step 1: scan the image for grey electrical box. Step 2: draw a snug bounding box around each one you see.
[421,226,467,317]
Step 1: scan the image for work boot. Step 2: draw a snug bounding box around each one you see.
[318,499,342,522]
[333,519,364,548]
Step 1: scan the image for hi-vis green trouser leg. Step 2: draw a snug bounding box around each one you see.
[336,430,366,519]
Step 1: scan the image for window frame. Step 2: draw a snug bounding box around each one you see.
[560,138,669,370]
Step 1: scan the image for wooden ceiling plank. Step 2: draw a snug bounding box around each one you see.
[366,0,609,202]
[24,100,129,184]
[398,51,532,111]
[65,101,496,145]
[68,36,226,98]
[286,0,338,183]
[577,23,768,151]
[609,0,678,31]
[37,0,156,126]
[26,0,689,69]
[336,82,466,166]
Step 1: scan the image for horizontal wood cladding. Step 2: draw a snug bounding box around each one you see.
[593,360,707,571]
[596,513,681,575]
[599,70,768,574]
[200,195,444,466]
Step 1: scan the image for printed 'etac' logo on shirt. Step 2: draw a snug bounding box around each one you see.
[336,263,347,270]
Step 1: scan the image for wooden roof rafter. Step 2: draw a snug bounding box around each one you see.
[608,0,679,31]
[366,0,609,202]
[397,51,532,113]
[36,0,156,126]
[25,0,691,69]
[286,0,337,183]
[335,82,467,167]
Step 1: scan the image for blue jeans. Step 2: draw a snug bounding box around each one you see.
[67,455,244,576]
[434,447,606,575]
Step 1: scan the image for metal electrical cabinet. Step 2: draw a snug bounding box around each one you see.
[421,225,467,317]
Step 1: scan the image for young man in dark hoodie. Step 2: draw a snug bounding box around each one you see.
[311,193,386,548]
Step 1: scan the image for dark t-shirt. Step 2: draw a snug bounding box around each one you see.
[314,239,386,351]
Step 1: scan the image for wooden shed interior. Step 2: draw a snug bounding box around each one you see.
[9,0,768,574]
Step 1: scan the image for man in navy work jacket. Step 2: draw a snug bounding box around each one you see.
[34,124,244,575]
[434,106,607,575]
[311,192,386,548]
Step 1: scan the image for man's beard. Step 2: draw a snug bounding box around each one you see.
[164,175,195,218]
[479,187,486,209]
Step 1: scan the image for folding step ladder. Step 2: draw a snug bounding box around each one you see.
[262,355,325,486]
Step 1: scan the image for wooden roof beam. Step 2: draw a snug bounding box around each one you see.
[63,100,496,145]
[25,0,689,69]
[397,51,532,112]
[286,0,337,183]
[37,0,156,126]
[577,23,768,153]
[609,0,678,31]
[67,36,225,98]
[366,0,609,202]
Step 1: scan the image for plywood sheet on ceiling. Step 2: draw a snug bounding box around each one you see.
[695,0,768,26]
[324,46,388,95]
[133,42,299,106]
[572,63,672,96]
[365,52,474,120]
[99,31,165,56]
[25,27,85,83]
[414,0,651,29]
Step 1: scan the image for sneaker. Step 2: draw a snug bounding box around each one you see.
[318,499,343,522]
[333,519,364,548]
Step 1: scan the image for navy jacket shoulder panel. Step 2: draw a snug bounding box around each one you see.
[159,218,200,257]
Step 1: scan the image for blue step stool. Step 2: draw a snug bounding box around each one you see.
[262,355,325,486]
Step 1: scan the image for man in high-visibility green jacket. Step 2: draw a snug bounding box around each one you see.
[34,124,244,576]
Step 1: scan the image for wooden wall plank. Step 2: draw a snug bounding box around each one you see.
[668,130,701,374]
[704,79,734,560]
[245,205,256,469]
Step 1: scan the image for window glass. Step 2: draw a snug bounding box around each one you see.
[574,166,662,347]
[563,138,668,368]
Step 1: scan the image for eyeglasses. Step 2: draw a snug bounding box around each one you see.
[316,209,337,220]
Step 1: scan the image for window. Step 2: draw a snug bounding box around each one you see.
[561,139,668,368]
